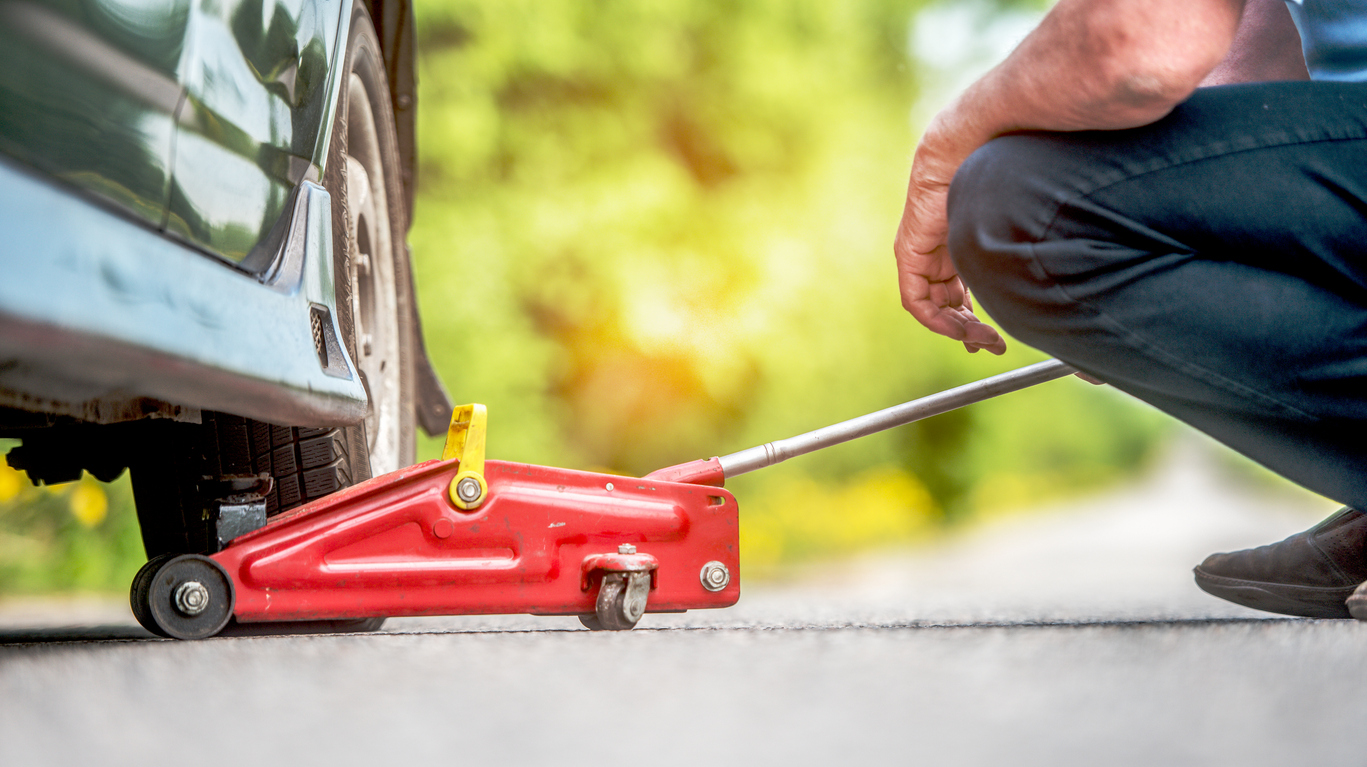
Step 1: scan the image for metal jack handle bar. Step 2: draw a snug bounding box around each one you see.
[646,358,1077,485]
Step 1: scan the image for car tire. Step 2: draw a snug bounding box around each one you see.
[325,1,418,481]
[127,2,415,560]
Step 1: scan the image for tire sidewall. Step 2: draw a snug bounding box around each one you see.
[323,1,417,480]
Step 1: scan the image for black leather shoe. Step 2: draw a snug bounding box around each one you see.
[1193,506,1367,619]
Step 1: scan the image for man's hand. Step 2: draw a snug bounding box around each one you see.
[894,115,1006,355]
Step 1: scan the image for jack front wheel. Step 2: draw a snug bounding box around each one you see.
[136,555,235,640]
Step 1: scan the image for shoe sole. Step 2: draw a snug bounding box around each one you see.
[1193,567,1354,619]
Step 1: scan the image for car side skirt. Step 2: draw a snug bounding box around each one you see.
[0,159,368,428]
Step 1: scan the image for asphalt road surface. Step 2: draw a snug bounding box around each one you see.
[2,436,1362,766]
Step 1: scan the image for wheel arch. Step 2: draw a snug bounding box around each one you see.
[367,0,418,226]
[358,0,454,436]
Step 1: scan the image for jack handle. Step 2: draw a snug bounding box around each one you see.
[645,358,1078,486]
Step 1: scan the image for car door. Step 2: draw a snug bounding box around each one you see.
[0,0,191,231]
[166,0,342,272]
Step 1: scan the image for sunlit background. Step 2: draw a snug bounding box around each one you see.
[0,0,1187,594]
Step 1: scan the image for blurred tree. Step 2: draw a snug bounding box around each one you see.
[0,448,144,594]
[408,0,1167,567]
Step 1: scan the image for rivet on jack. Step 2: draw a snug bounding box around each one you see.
[433,519,454,539]
[699,561,730,592]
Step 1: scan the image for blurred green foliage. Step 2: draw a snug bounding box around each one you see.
[0,0,1168,594]
[0,441,145,593]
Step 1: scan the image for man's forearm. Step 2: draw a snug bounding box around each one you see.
[919,0,1245,177]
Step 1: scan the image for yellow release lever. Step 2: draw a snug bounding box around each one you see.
[442,403,488,510]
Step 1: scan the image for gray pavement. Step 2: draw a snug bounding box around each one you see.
[1,435,1362,765]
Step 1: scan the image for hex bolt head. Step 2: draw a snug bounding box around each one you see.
[174,581,210,616]
[618,543,637,555]
[456,476,483,504]
[699,561,730,592]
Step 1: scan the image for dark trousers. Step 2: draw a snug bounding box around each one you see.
[947,81,1367,510]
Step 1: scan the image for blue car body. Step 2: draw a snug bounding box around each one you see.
[0,0,440,433]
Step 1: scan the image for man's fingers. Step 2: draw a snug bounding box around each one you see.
[908,300,969,340]
[904,295,1007,354]
[898,272,934,316]
[926,280,967,310]
[944,278,966,308]
[962,320,1007,355]
[904,294,1008,355]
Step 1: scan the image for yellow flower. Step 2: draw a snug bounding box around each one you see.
[69,481,108,527]
[0,460,22,503]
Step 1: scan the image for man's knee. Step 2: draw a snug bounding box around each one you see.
[945,134,1066,336]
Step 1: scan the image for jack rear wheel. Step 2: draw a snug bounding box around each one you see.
[133,554,235,640]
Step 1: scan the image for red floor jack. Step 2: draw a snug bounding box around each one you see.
[130,359,1076,639]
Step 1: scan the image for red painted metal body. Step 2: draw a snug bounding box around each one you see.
[644,457,725,486]
[211,458,740,623]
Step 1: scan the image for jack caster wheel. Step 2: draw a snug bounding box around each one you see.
[130,553,176,637]
[580,571,650,631]
[133,554,235,640]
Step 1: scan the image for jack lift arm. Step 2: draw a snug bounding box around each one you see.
[131,359,1076,639]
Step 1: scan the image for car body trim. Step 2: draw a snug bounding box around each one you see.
[311,2,355,175]
[0,159,368,427]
